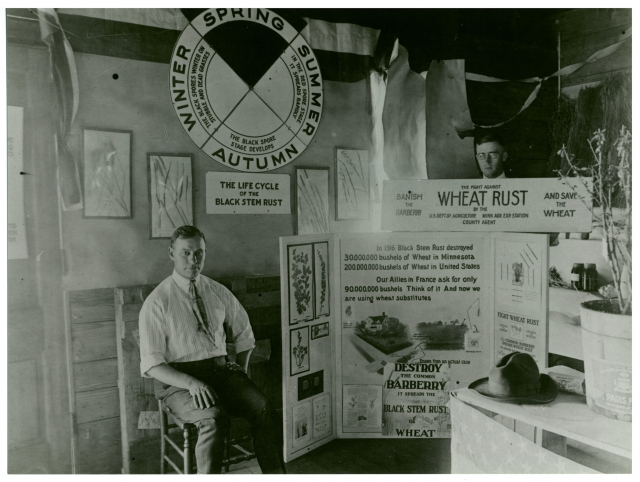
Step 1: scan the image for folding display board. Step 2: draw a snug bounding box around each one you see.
[280,234,337,462]
[281,231,549,461]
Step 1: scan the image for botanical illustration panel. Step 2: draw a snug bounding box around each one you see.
[336,148,369,220]
[311,322,329,340]
[288,244,314,324]
[313,242,330,318]
[296,167,329,234]
[290,326,310,376]
[148,154,193,238]
[83,128,132,218]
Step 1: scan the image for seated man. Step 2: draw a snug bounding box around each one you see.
[139,225,285,474]
[474,131,509,179]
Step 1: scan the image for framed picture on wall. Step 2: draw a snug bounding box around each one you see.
[288,243,314,324]
[311,322,329,340]
[336,148,369,220]
[148,153,194,238]
[296,167,329,235]
[83,128,132,218]
[290,326,310,376]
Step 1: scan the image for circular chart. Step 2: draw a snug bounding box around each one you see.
[170,9,324,172]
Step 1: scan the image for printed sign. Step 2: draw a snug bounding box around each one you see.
[382,178,593,232]
[8,106,28,259]
[383,362,451,438]
[342,385,382,432]
[493,235,549,369]
[206,172,290,214]
[170,9,323,172]
[312,393,332,438]
[292,401,312,448]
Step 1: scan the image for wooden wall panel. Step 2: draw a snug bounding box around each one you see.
[74,358,119,392]
[8,359,41,445]
[76,418,122,474]
[115,286,160,474]
[71,321,117,362]
[7,441,50,474]
[70,303,117,324]
[556,8,631,40]
[67,288,122,474]
[556,8,632,90]
[76,387,121,424]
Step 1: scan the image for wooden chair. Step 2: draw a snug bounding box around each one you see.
[158,400,256,474]
[158,339,271,474]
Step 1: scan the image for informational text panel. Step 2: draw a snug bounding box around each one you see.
[492,233,549,370]
[336,232,494,439]
[382,178,593,232]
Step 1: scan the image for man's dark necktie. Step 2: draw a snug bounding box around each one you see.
[189,279,212,339]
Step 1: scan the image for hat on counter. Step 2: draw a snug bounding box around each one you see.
[469,352,558,404]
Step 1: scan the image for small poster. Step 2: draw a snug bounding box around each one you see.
[494,238,547,368]
[83,128,132,218]
[292,401,312,448]
[313,393,332,438]
[296,167,330,234]
[148,153,193,238]
[336,148,370,220]
[342,385,382,432]
[206,172,290,214]
[311,322,329,340]
[8,106,28,259]
[290,326,310,376]
[382,362,451,438]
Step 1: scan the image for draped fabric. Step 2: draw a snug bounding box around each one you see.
[424,60,477,179]
[38,8,82,211]
[382,44,427,180]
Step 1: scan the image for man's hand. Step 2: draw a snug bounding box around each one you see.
[224,361,246,373]
[187,380,216,409]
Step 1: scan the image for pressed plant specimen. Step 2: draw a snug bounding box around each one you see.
[84,130,131,218]
[297,168,329,233]
[316,246,328,316]
[149,154,192,237]
[291,248,312,316]
[337,149,369,219]
[292,330,308,369]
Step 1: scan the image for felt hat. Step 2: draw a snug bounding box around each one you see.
[469,352,558,404]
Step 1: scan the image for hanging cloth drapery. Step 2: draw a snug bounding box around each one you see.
[38,8,82,211]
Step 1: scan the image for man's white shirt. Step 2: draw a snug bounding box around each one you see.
[139,270,255,377]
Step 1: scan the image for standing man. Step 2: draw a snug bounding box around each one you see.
[139,225,285,474]
[474,131,509,179]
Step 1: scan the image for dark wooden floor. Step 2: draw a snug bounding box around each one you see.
[285,438,451,474]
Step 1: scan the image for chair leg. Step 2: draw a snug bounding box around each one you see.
[184,425,194,474]
[223,433,230,473]
[159,407,167,474]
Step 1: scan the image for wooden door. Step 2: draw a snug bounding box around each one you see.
[7,43,70,473]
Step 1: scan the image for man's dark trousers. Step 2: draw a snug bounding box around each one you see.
[155,357,285,474]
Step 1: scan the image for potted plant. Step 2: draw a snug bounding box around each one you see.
[557,126,631,421]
